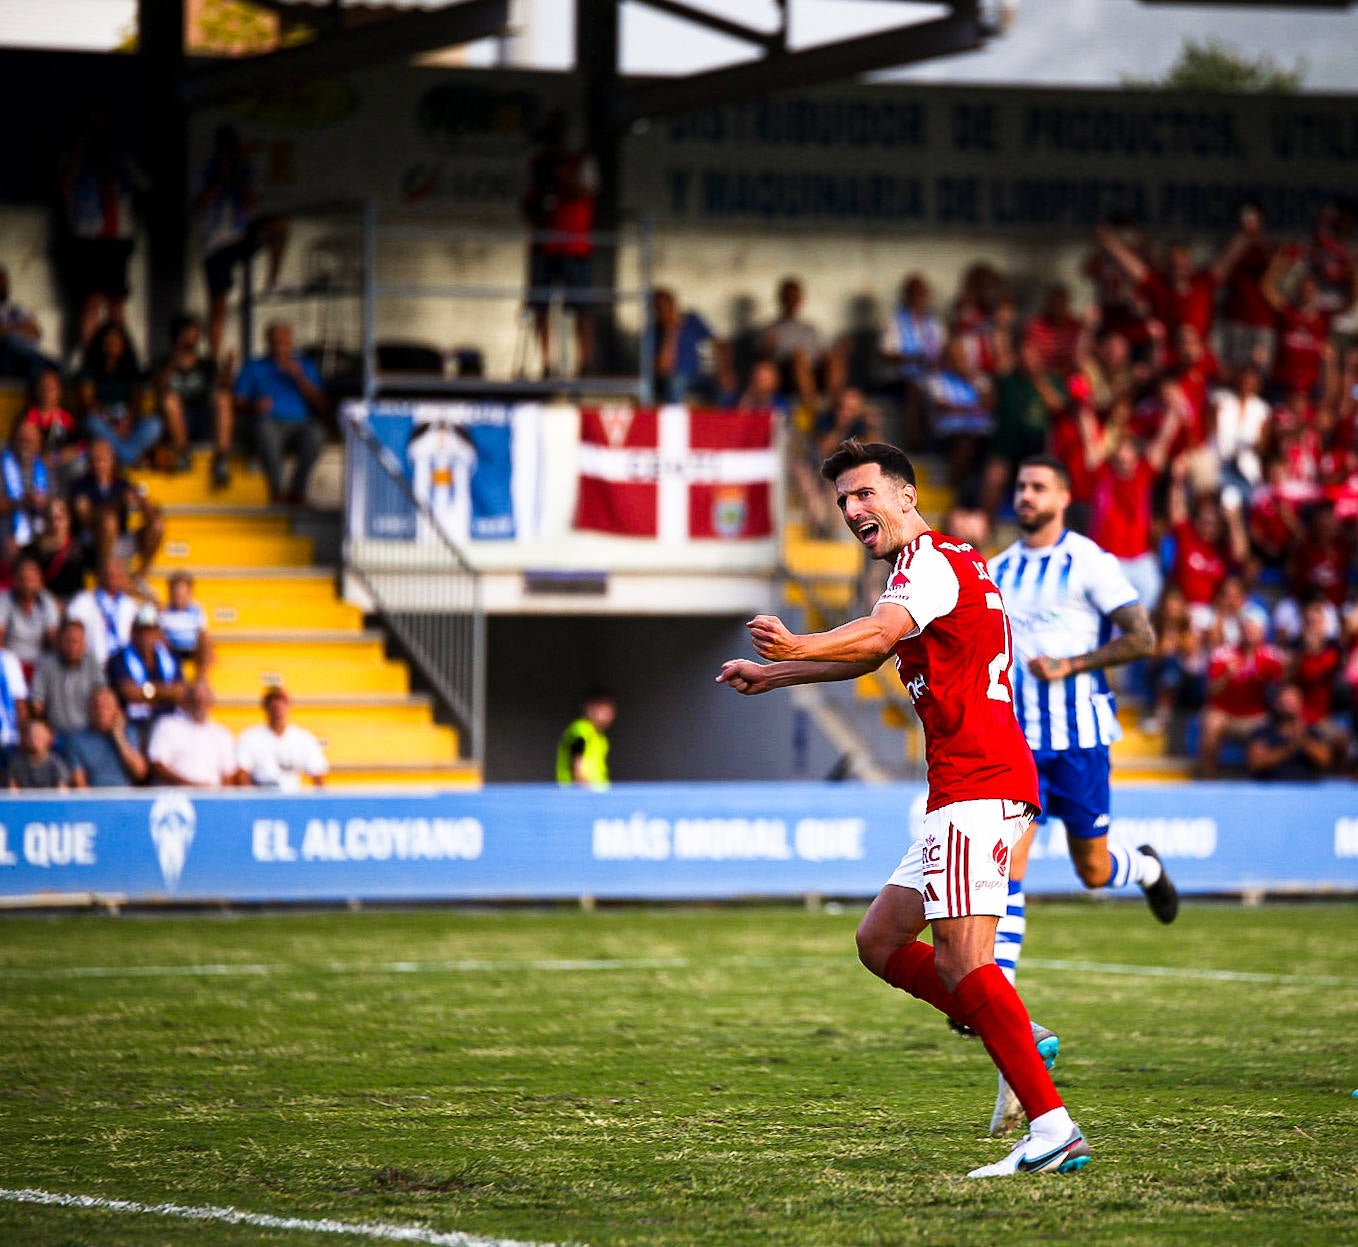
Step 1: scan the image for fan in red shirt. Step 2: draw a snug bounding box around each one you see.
[1022,283,1083,378]
[1264,260,1333,399]
[1291,597,1345,729]
[1248,459,1305,568]
[1219,203,1279,371]
[1199,606,1286,777]
[1095,226,1242,343]
[1168,477,1250,630]
[21,367,81,468]
[1082,395,1181,611]
[1288,502,1351,608]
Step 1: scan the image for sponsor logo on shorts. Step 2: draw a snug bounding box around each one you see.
[992,838,1009,872]
[921,832,944,875]
[922,882,939,902]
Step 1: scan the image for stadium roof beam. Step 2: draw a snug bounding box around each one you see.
[628,0,786,51]
[615,1,990,126]
[181,0,511,109]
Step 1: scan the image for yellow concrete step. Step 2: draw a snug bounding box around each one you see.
[215,699,438,731]
[0,382,25,440]
[210,596,361,631]
[325,766,481,789]
[151,572,360,630]
[161,531,315,568]
[132,456,271,507]
[784,579,855,614]
[210,636,408,697]
[163,513,296,539]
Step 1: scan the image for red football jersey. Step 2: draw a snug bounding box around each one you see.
[1090,459,1156,558]
[1172,520,1230,606]
[1273,306,1331,396]
[877,532,1039,814]
[1206,643,1285,717]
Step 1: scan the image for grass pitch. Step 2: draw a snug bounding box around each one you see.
[1,898,1356,1246]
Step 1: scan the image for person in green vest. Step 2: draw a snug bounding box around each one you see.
[556,686,616,787]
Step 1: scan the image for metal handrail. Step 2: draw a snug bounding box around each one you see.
[342,417,486,765]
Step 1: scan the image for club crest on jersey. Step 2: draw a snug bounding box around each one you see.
[992,839,1009,872]
[711,486,748,538]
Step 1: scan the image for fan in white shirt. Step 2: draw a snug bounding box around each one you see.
[236,686,327,792]
[147,679,239,788]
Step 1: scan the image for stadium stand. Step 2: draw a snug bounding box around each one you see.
[129,450,475,787]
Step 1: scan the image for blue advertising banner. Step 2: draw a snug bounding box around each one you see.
[346,401,543,543]
[1,783,1356,906]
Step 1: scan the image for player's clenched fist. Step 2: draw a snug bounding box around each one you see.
[746,614,798,661]
[715,658,771,695]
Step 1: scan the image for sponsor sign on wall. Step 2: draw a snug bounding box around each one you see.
[1,783,1354,905]
[198,66,1358,237]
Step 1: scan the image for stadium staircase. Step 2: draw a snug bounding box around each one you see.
[129,451,480,788]
[779,457,1190,784]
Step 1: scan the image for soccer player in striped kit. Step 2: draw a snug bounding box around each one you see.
[983,454,1179,1136]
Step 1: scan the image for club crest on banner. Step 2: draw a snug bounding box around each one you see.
[598,405,635,448]
[712,486,749,538]
[149,793,196,892]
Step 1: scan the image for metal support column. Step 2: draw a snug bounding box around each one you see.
[575,0,622,375]
[138,0,188,358]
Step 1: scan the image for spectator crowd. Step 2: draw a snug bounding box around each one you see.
[642,198,1358,779]
[6,106,1358,781]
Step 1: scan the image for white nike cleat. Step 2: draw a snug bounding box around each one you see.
[967,1126,1091,1178]
[989,1073,1023,1137]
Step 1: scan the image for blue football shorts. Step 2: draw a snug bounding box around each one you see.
[1031,745,1111,840]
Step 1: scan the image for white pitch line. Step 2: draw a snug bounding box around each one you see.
[0,957,694,981]
[0,1187,581,1247]
[1023,957,1349,987]
[0,953,1350,988]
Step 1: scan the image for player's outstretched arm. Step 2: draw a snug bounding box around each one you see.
[746,604,914,666]
[716,656,881,696]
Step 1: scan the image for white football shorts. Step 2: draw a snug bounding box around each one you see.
[886,798,1036,921]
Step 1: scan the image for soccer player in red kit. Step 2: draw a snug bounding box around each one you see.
[717,439,1089,1179]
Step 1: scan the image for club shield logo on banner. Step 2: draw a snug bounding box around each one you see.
[149,793,196,892]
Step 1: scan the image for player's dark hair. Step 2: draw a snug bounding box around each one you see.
[1018,454,1071,489]
[582,685,616,708]
[820,439,916,487]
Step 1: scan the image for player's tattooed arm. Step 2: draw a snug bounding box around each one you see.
[1027,601,1156,681]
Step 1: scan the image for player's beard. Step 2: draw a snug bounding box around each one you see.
[1015,506,1056,535]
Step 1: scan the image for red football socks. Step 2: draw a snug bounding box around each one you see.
[882,943,1063,1121]
[882,940,964,1022]
[952,962,1063,1120]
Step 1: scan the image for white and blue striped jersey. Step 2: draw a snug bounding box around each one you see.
[989,530,1139,753]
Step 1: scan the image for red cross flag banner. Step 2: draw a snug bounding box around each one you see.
[574,406,777,541]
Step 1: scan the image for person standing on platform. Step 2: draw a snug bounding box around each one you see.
[556,687,616,788]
